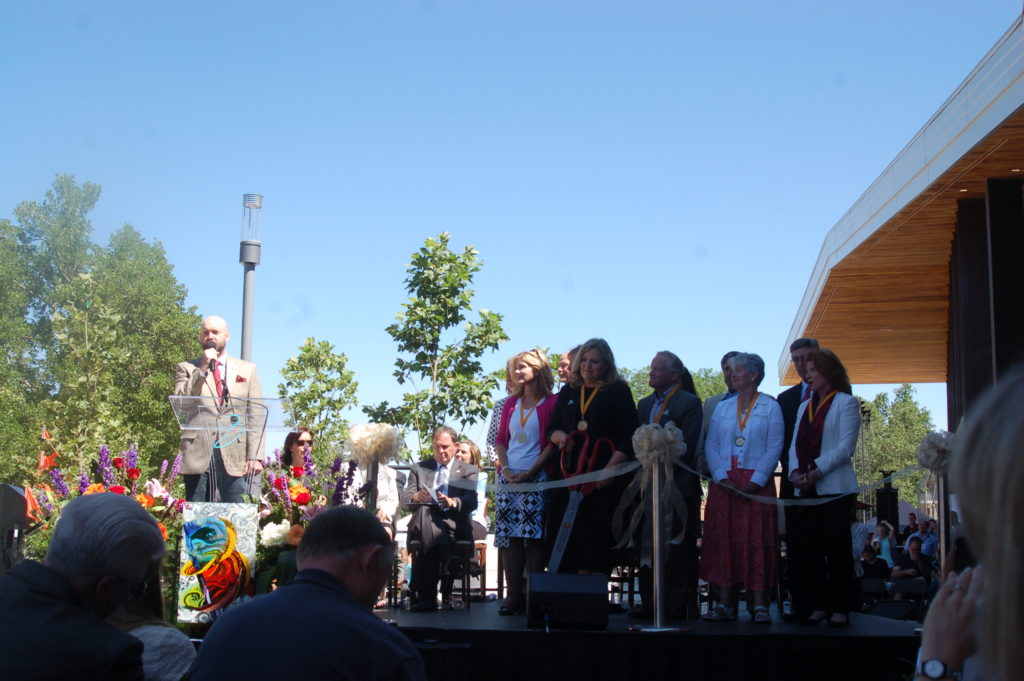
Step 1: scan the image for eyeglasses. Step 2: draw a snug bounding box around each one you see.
[296,439,313,446]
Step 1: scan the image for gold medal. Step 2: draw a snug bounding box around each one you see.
[578,420,588,431]
[578,386,598,433]
[516,431,528,444]
[735,436,745,447]
[517,398,540,446]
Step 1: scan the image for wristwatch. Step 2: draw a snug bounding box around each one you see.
[916,658,961,680]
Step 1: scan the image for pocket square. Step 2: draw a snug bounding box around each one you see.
[235,375,248,382]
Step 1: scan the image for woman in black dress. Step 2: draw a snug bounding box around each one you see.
[546,338,638,575]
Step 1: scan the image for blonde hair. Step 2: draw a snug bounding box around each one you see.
[951,368,1024,681]
[505,349,554,398]
[458,439,482,468]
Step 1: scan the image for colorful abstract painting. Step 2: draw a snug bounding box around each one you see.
[177,502,258,624]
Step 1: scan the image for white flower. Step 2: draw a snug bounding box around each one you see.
[346,423,405,467]
[916,430,955,473]
[632,422,687,468]
[259,519,291,547]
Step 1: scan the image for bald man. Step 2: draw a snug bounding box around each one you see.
[174,315,264,503]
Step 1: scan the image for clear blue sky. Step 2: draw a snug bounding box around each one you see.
[3,2,1021,450]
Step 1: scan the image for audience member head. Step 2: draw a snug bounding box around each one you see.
[45,493,165,618]
[558,346,581,383]
[455,439,482,468]
[506,349,554,398]
[789,337,820,382]
[431,426,459,465]
[803,348,853,395]
[729,352,766,389]
[297,506,393,609]
[906,535,923,558]
[571,338,619,387]
[951,368,1024,681]
[283,426,313,467]
[720,351,739,392]
[862,545,878,562]
[876,521,892,538]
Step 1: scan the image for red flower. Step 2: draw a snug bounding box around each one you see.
[126,468,141,480]
[293,491,311,505]
[290,466,305,478]
[41,428,51,441]
[157,522,169,541]
[173,498,187,511]
[273,476,288,490]
[112,457,125,469]
[109,485,127,495]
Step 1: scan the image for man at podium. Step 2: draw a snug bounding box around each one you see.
[174,315,264,503]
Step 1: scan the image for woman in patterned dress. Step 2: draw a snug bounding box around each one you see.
[494,349,557,615]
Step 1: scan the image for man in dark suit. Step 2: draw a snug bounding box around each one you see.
[189,506,426,681]
[630,351,704,620]
[400,425,478,611]
[775,336,818,620]
[0,493,165,681]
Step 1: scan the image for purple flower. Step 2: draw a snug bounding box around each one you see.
[77,470,89,495]
[167,454,182,487]
[303,445,316,479]
[273,447,281,465]
[49,468,70,498]
[159,459,169,479]
[125,444,139,470]
[97,445,115,487]
[330,457,343,475]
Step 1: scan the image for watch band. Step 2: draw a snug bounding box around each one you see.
[916,657,961,681]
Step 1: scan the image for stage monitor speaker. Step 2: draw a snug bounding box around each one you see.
[526,572,608,630]
[0,484,27,575]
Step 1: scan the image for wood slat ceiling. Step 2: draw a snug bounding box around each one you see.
[783,103,1024,385]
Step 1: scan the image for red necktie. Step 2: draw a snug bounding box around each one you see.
[212,361,224,406]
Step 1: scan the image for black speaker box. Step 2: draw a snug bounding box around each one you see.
[526,572,608,630]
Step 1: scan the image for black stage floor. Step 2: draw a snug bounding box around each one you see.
[376,601,920,681]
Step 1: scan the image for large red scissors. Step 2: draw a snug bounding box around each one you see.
[547,431,615,573]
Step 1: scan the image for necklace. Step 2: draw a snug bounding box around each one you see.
[578,385,599,431]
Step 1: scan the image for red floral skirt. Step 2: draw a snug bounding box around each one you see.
[699,463,778,590]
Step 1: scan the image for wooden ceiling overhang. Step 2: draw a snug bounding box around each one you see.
[780,16,1024,386]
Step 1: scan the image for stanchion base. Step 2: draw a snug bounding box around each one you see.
[626,624,689,633]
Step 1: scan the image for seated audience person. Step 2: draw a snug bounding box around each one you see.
[493,349,557,615]
[920,369,1024,681]
[546,338,638,576]
[0,493,165,681]
[189,506,426,681]
[860,545,891,580]
[903,512,919,542]
[872,520,896,567]
[787,348,861,628]
[109,573,196,681]
[352,460,400,539]
[891,535,933,599]
[700,352,783,624]
[918,519,939,559]
[400,425,478,611]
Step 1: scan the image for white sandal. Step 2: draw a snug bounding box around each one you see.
[702,605,737,621]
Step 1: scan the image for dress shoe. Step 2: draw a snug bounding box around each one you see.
[499,605,524,616]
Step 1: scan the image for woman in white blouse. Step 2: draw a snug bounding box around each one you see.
[700,352,783,623]
[787,348,860,627]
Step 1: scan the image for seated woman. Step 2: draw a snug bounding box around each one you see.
[860,545,891,580]
[281,427,313,467]
[872,520,895,567]
[700,352,783,623]
[455,439,489,541]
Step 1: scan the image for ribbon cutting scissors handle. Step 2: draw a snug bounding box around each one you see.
[547,433,616,573]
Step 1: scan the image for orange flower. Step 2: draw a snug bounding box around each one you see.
[136,493,155,508]
[288,485,310,503]
[287,524,305,546]
[157,522,168,541]
[84,483,106,495]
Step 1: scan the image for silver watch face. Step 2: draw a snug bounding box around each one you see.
[923,659,946,678]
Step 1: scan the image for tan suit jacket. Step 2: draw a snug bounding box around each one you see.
[173,355,264,477]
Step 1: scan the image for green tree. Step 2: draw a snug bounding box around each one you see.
[278,337,359,464]
[0,176,200,480]
[620,366,651,404]
[364,233,508,457]
[692,367,726,402]
[856,384,933,503]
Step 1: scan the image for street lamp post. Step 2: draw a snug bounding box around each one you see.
[239,194,263,361]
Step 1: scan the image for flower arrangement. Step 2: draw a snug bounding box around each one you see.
[916,430,955,474]
[346,423,404,468]
[632,421,687,467]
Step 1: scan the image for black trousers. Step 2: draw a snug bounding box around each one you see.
[786,494,855,615]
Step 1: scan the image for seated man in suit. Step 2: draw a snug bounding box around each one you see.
[630,350,703,620]
[400,425,478,611]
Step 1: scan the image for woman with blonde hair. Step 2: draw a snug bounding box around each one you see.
[455,439,489,541]
[493,349,557,615]
[919,369,1024,681]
